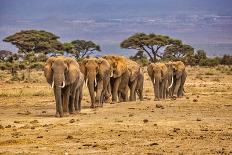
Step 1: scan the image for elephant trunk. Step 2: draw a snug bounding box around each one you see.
[52,73,66,117]
[87,72,96,107]
[154,75,160,100]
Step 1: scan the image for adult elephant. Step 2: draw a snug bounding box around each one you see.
[135,68,144,101]
[127,59,143,101]
[170,61,187,98]
[80,57,111,108]
[147,62,168,100]
[103,55,128,103]
[44,56,84,117]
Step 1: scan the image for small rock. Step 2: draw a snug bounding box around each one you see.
[143,119,149,123]
[37,136,43,138]
[67,135,73,139]
[30,120,39,124]
[193,99,198,102]
[0,125,4,129]
[31,126,35,130]
[5,125,11,128]
[42,111,46,114]
[186,96,190,99]
[14,121,20,124]
[154,123,157,126]
[197,95,200,98]
[149,142,159,146]
[129,113,134,117]
[173,128,180,132]
[196,118,201,121]
[69,119,75,123]
[156,104,164,109]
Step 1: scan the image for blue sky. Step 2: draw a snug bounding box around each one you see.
[1,0,232,56]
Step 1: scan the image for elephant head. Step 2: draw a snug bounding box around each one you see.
[126,59,140,82]
[44,56,80,88]
[103,55,127,78]
[80,57,110,107]
[44,56,80,117]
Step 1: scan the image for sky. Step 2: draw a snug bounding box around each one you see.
[0,0,232,56]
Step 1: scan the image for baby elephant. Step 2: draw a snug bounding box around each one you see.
[44,56,84,117]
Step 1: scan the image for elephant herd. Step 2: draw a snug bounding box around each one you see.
[43,55,187,117]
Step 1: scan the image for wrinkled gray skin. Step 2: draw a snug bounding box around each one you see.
[44,57,83,117]
[174,70,187,97]
[135,68,144,101]
[80,58,111,108]
[147,63,168,100]
[68,73,84,113]
[165,62,187,98]
[117,70,130,102]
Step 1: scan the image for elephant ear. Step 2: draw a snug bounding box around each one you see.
[97,58,110,76]
[65,58,79,85]
[79,59,87,79]
[161,64,168,79]
[147,63,154,78]
[43,57,56,85]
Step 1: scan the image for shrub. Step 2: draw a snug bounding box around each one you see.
[199,57,220,67]
[29,62,44,70]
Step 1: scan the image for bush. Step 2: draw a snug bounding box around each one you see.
[221,55,232,65]
[29,62,44,70]
[199,57,220,67]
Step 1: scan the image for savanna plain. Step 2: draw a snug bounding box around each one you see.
[0,66,231,154]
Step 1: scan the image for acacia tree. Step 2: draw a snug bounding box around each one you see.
[121,33,181,62]
[3,30,63,80]
[64,40,101,59]
[163,43,194,59]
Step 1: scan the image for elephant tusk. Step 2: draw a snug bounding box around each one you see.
[85,79,88,87]
[168,76,173,89]
[51,80,54,88]
[94,78,97,87]
[153,77,156,84]
[110,72,113,77]
[51,75,54,88]
[59,81,65,88]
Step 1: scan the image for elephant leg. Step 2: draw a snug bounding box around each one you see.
[96,79,103,106]
[54,88,63,117]
[69,95,75,114]
[78,86,83,112]
[112,77,121,103]
[62,87,70,116]
[74,89,79,112]
[125,86,129,102]
[178,71,187,97]
[130,80,137,101]
[173,78,181,97]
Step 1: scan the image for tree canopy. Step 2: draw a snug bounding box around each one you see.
[163,43,194,59]
[3,30,63,54]
[120,33,181,62]
[64,40,101,59]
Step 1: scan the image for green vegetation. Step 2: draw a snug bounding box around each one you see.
[63,40,101,59]
[1,30,231,81]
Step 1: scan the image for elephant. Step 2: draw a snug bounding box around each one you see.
[169,61,187,98]
[165,61,175,98]
[126,59,142,101]
[134,68,144,101]
[147,62,169,100]
[44,56,84,117]
[80,57,111,108]
[103,55,128,103]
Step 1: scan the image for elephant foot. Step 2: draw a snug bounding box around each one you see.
[90,104,95,109]
[154,98,160,101]
[63,112,69,117]
[55,112,60,118]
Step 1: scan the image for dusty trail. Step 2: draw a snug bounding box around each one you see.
[0,67,232,154]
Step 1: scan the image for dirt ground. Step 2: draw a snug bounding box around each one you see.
[0,66,232,154]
